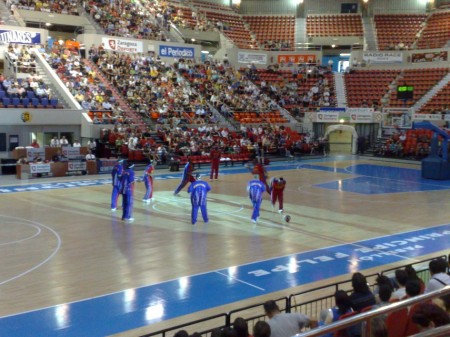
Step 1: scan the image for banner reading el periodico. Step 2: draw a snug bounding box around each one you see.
[102,37,143,53]
[159,45,195,58]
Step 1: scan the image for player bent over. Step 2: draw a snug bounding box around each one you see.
[270,177,286,213]
[188,177,211,225]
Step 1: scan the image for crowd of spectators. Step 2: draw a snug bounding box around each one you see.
[84,0,166,41]
[6,44,38,73]
[41,43,126,120]
[90,47,210,126]
[14,0,78,15]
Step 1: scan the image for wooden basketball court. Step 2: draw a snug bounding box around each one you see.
[0,156,449,336]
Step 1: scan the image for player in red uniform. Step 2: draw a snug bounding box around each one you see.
[209,146,222,180]
[270,177,286,213]
[251,158,270,193]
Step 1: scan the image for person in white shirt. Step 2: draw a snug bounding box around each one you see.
[72,139,81,147]
[88,139,97,152]
[50,137,60,147]
[425,258,450,293]
[85,150,96,161]
[60,136,69,147]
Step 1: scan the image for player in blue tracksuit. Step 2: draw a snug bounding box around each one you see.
[173,158,196,196]
[247,176,266,223]
[111,159,124,211]
[188,179,211,225]
[120,163,135,221]
[142,161,155,203]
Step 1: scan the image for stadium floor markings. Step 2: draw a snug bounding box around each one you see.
[0,224,448,337]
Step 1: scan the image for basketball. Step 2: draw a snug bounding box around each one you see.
[283,215,291,223]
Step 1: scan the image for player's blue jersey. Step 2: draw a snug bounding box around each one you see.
[188,181,211,206]
[111,163,123,187]
[120,169,135,195]
[247,179,266,202]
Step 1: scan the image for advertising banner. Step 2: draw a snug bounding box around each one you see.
[237,52,267,65]
[26,148,45,161]
[68,161,87,171]
[277,54,316,64]
[412,114,444,121]
[98,159,117,174]
[363,52,403,64]
[411,51,448,63]
[316,112,339,123]
[61,147,80,159]
[347,108,374,123]
[0,29,41,44]
[30,163,51,174]
[159,45,195,58]
[102,37,143,53]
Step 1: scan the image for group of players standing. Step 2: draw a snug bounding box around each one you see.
[109,148,286,225]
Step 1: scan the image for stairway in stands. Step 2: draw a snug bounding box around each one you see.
[83,59,146,129]
[334,72,347,107]
[0,1,19,26]
[412,72,450,112]
[362,17,377,50]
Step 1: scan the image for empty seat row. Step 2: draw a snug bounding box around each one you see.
[0,97,59,109]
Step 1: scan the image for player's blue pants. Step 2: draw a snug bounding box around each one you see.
[191,204,208,224]
[174,174,195,195]
[122,193,134,220]
[111,186,121,209]
[143,177,153,200]
[251,199,262,221]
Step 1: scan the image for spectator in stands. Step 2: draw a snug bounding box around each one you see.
[391,269,408,300]
[30,139,40,148]
[72,139,81,147]
[233,317,251,337]
[425,257,450,293]
[60,136,69,146]
[405,279,422,299]
[433,294,450,314]
[253,321,271,337]
[85,150,96,161]
[319,290,353,337]
[373,284,393,310]
[411,302,450,331]
[263,299,317,337]
[405,265,425,294]
[52,150,67,162]
[173,330,189,337]
[50,136,60,147]
[371,317,388,337]
[349,272,376,311]
[373,275,394,303]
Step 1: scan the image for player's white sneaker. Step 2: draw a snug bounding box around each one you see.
[278,209,284,214]
[126,218,135,222]
[251,219,257,224]
[111,208,116,211]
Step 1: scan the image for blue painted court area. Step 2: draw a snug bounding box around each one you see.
[314,164,450,194]
[1,224,449,337]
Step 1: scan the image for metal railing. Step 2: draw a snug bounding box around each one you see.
[138,255,448,337]
[294,286,450,337]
